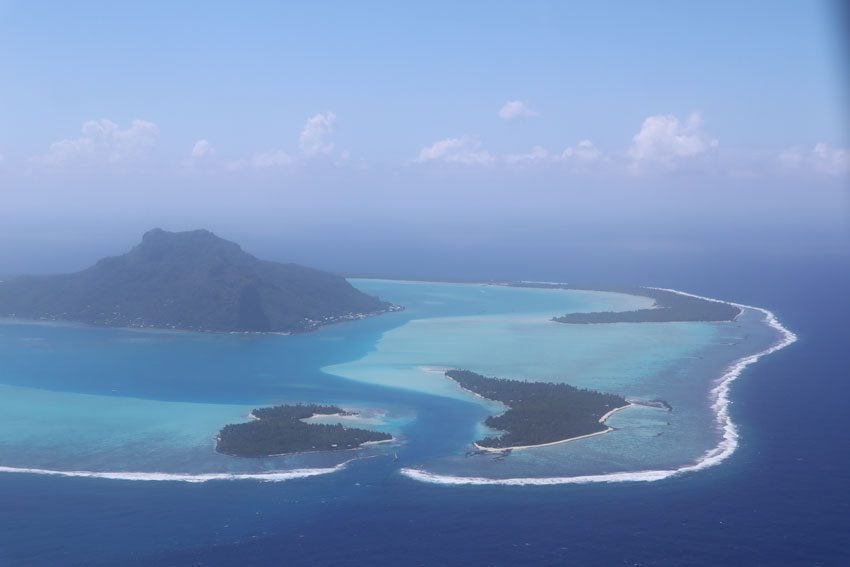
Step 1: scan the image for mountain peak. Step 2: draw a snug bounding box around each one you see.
[132,228,245,264]
[0,230,394,332]
[141,228,230,245]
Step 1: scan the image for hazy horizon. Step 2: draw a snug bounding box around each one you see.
[1,1,848,279]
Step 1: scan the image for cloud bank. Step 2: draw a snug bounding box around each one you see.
[33,119,159,166]
[185,112,338,171]
[14,110,847,182]
[780,143,849,176]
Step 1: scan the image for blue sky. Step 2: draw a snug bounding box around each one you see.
[0,1,847,273]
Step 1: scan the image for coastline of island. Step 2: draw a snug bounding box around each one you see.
[501,282,742,323]
[444,370,632,451]
[0,229,406,335]
[471,403,637,452]
[216,403,393,458]
[345,275,741,324]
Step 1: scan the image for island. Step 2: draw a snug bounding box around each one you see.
[445,370,630,450]
[511,284,741,323]
[216,403,393,457]
[0,228,401,333]
[343,276,740,323]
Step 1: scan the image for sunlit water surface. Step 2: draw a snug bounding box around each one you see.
[0,280,779,481]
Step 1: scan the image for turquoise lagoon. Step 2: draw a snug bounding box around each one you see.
[0,279,783,481]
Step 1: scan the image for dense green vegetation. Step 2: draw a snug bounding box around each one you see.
[525,284,741,323]
[216,403,392,457]
[446,370,628,449]
[0,228,396,332]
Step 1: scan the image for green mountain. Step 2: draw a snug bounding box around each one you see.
[0,228,396,332]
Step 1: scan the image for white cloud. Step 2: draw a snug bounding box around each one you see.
[214,112,337,171]
[416,137,495,166]
[249,149,294,168]
[628,112,717,168]
[245,111,337,168]
[780,143,849,176]
[498,100,539,120]
[224,149,294,171]
[299,112,336,157]
[811,143,849,175]
[417,138,606,169]
[34,119,159,166]
[505,146,550,165]
[558,139,602,162]
[190,139,215,159]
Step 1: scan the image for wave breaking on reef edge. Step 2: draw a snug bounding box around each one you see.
[400,288,797,486]
[0,460,351,483]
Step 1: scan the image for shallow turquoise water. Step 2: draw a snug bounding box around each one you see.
[0,280,779,479]
[333,281,781,478]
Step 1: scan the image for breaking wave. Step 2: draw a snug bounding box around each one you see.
[0,460,351,483]
[401,288,797,486]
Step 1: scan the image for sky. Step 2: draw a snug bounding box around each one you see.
[0,1,848,276]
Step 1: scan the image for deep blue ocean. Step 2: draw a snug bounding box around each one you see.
[0,248,848,566]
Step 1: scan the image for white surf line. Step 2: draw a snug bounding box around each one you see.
[401,287,797,486]
[0,460,352,484]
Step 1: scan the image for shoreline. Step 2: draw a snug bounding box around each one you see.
[352,277,743,325]
[471,403,634,452]
[360,437,395,447]
[0,304,403,337]
[401,286,797,486]
[221,407,395,458]
[349,277,653,308]
[261,436,396,457]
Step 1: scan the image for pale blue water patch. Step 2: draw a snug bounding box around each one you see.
[303,406,414,430]
[0,279,781,481]
[0,383,246,471]
[349,279,654,319]
[0,383,408,473]
[334,281,783,479]
[330,281,716,400]
[413,306,784,479]
[0,312,418,475]
[0,313,414,404]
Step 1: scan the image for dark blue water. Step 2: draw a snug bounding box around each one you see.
[1,251,848,566]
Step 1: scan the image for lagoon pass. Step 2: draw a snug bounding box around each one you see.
[0,279,792,485]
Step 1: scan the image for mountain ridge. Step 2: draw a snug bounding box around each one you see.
[0,228,397,332]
